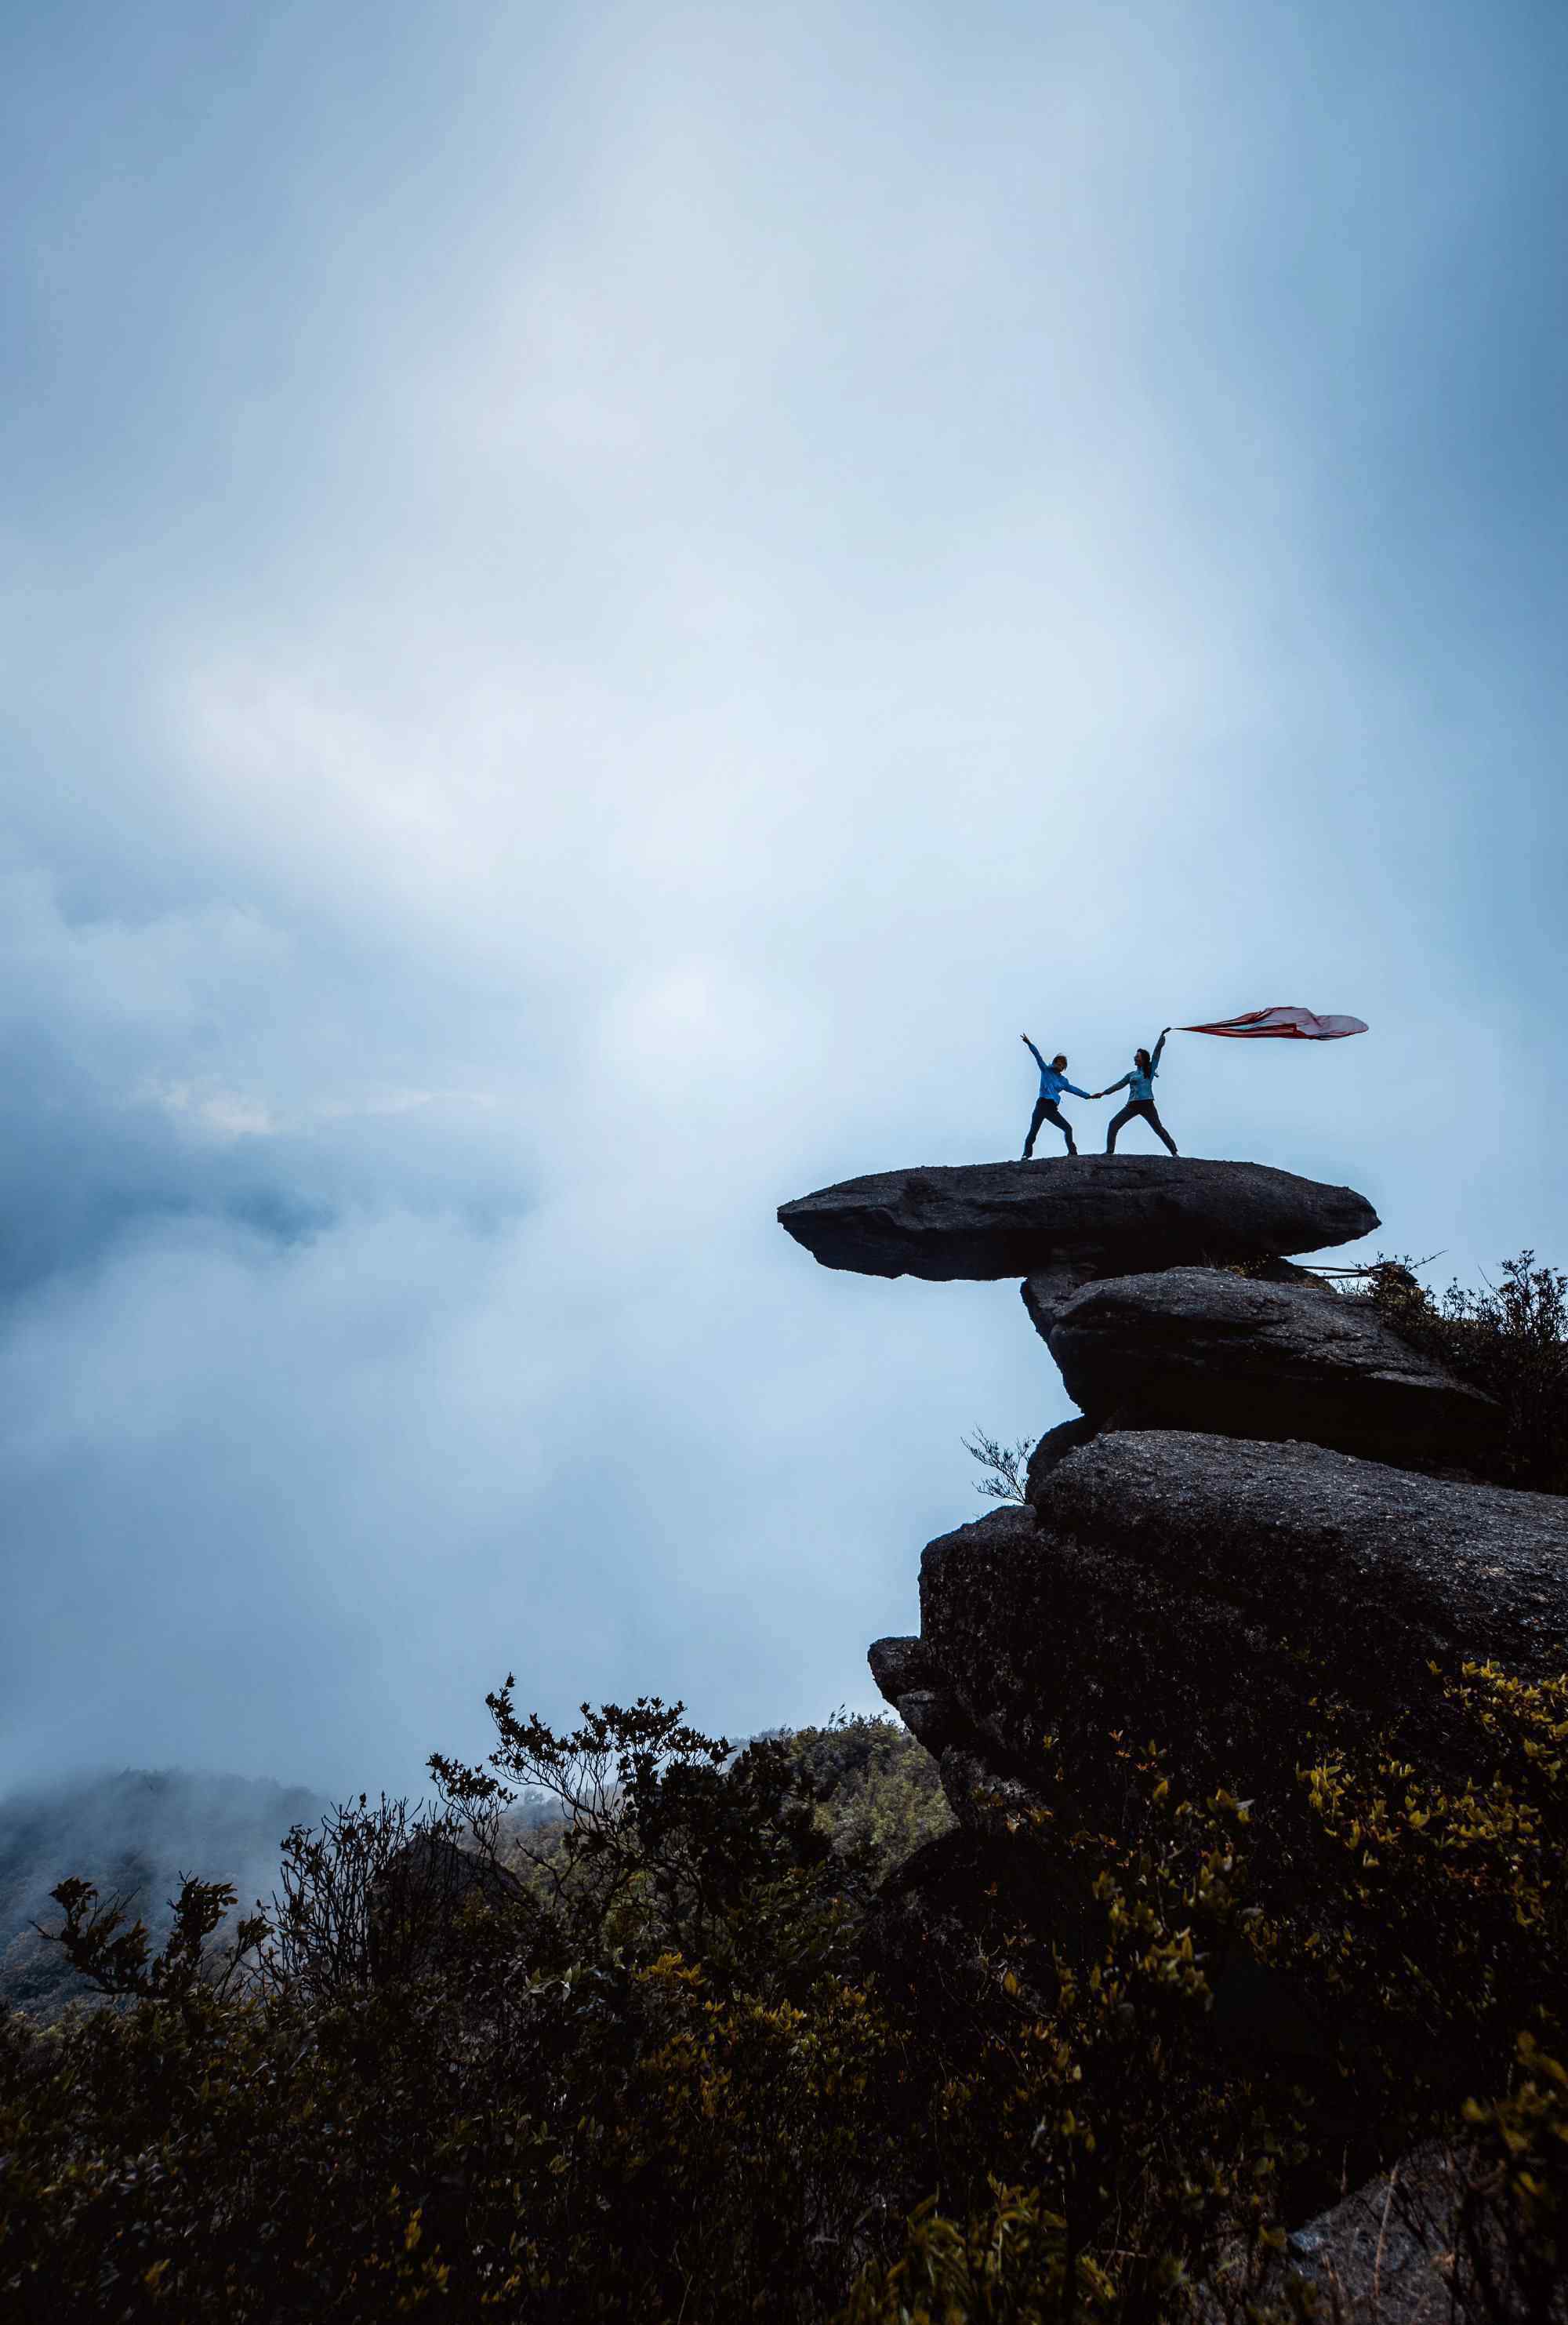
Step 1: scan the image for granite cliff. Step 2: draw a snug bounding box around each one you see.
[779,1152,1566,2310]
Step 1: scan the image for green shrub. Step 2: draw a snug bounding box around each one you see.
[782,1712,955,1873]
[2,1666,1563,2323]
[1367,1250,1568,1492]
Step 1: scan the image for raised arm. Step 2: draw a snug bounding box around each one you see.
[1150,1030,1168,1071]
[1021,1034,1046,1069]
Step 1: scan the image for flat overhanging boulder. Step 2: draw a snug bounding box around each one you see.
[777,1156,1378,1284]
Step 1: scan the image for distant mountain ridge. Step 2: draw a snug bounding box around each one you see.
[0,1767,327,2020]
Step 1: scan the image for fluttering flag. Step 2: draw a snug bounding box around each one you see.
[1179,1006,1368,1041]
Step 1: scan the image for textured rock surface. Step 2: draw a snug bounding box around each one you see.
[1046,1267,1501,1465]
[1019,1262,1104,1336]
[873,1432,1568,1832]
[866,1636,966,1753]
[1199,2149,1475,2322]
[779,1157,1378,1283]
[1024,1253,1338,1338]
[1269,2149,1464,2325]
[1024,1416,1098,1506]
[866,1636,935,1700]
[1044,1430,1568,1669]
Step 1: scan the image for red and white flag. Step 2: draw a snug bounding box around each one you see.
[1179,1005,1368,1041]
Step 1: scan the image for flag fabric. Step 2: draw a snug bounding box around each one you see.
[1179,1006,1368,1041]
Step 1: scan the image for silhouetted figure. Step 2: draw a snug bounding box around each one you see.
[1098,1030,1178,1155]
[1021,1035,1094,1158]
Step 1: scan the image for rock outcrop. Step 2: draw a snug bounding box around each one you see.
[368,1835,525,1982]
[1040,1430,1568,1669]
[1022,1415,1097,1502]
[873,1431,1568,1841]
[779,1140,1563,2260]
[865,1636,965,1755]
[778,1156,1377,1283]
[1265,2148,1465,2325]
[781,1146,1552,1836]
[779,1143,1497,1474]
[1043,1266,1501,1466]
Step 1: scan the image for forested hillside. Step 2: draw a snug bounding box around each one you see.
[0,1769,325,2023]
[2,1677,1563,2322]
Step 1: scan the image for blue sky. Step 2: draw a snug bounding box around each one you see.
[2,0,1563,1794]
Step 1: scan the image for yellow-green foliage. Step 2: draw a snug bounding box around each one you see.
[1367,1250,1568,1493]
[1301,1663,1564,1964]
[1285,1662,1566,2145]
[783,1711,956,1872]
[1,1669,1563,2323]
[842,2186,1119,2325]
[1459,2033,1568,2317]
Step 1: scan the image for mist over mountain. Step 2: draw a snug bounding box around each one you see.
[0,1767,327,2020]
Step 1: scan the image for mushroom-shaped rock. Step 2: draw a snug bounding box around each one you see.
[778,1157,1377,1284]
[1044,1267,1501,1468]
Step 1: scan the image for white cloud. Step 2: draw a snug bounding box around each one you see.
[148,1083,279,1141]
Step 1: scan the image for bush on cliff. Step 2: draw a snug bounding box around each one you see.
[2,1672,1563,2323]
[1368,1248,1568,1493]
[783,1711,954,1867]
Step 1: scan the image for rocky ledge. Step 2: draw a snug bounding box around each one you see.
[785,1145,1565,2275]
[872,1430,1568,1839]
[778,1156,1377,1284]
[781,1146,1501,1475]
[1041,1265,1501,1466]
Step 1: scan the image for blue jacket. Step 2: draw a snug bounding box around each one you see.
[1024,1041,1090,1105]
[1102,1032,1167,1104]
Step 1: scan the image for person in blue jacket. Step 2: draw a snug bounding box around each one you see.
[1020,1034,1095,1158]
[1095,1029,1178,1155]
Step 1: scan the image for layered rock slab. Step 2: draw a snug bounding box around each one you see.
[873,1430,1568,1833]
[1044,1267,1501,1467]
[778,1156,1377,1284]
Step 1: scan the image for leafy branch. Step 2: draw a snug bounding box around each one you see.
[962,1428,1033,1504]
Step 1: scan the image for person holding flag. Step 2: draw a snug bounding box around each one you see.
[1095,1030,1179,1155]
[1020,1034,1096,1159]
[1087,1004,1366,1156]
[1019,1003,1365,1167]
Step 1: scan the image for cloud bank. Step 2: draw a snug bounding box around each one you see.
[2,0,1563,1793]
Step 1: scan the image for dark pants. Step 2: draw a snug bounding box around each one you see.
[1024,1097,1076,1157]
[1105,1098,1178,1155]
